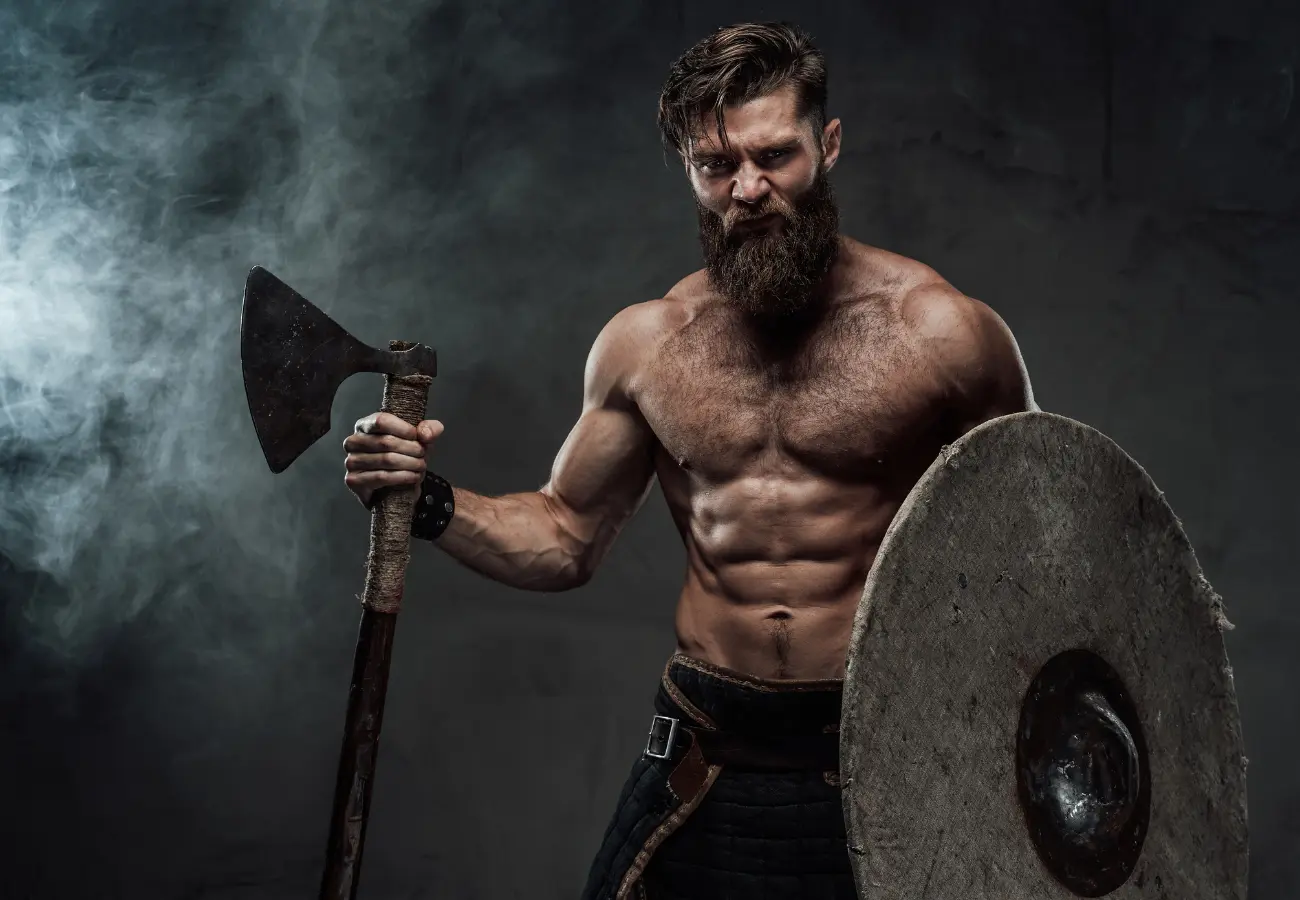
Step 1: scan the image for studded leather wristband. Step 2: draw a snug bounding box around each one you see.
[411,472,455,542]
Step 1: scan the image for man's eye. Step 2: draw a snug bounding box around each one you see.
[763,150,789,162]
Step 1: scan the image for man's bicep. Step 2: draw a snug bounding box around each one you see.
[545,402,657,527]
[540,304,660,546]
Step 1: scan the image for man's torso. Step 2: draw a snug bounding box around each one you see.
[626,239,968,679]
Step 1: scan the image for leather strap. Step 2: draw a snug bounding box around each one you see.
[685,727,839,772]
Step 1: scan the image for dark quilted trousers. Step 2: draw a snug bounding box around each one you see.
[642,766,856,899]
[581,654,856,900]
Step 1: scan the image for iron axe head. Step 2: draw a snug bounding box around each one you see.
[240,266,438,474]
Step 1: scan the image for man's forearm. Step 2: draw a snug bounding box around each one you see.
[429,487,591,591]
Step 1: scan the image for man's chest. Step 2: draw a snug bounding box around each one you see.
[636,315,950,482]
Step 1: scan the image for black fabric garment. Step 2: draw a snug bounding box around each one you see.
[644,767,855,899]
[581,654,856,900]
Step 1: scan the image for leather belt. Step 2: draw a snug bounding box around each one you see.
[644,714,839,772]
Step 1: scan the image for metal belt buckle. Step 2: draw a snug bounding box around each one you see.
[643,715,679,760]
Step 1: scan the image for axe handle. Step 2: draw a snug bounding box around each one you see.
[319,607,396,900]
[320,343,433,900]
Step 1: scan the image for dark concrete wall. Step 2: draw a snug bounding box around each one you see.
[0,0,1294,896]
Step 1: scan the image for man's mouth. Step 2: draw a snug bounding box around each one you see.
[730,212,780,235]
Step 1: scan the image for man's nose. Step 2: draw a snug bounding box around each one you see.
[731,163,771,204]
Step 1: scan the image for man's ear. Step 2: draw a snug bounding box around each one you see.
[821,118,842,171]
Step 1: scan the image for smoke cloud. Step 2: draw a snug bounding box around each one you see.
[0,4,663,891]
[0,0,494,663]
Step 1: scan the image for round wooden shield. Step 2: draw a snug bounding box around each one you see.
[840,412,1247,900]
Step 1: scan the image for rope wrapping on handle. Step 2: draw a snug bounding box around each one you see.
[361,340,433,614]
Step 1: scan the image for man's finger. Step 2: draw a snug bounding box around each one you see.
[345,452,426,473]
[376,412,419,439]
[346,469,423,491]
[343,433,425,457]
[416,419,445,444]
[354,413,379,435]
[354,412,418,440]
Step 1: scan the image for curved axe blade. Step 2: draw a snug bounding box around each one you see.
[240,266,438,473]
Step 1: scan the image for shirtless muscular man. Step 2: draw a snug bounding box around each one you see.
[343,22,1034,900]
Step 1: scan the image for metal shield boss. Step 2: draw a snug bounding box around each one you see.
[840,412,1248,899]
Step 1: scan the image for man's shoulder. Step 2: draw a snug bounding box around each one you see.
[841,237,1027,387]
[899,279,990,344]
[839,239,995,345]
[600,279,700,349]
[860,248,1032,413]
[585,277,704,397]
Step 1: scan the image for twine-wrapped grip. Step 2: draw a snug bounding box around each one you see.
[360,340,433,614]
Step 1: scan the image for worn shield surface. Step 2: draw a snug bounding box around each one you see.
[840,412,1247,900]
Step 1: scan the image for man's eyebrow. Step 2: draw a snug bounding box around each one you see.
[760,137,802,152]
[691,138,802,161]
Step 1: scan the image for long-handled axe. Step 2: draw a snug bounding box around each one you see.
[239,266,439,900]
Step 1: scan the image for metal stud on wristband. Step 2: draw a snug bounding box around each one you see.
[411,472,455,542]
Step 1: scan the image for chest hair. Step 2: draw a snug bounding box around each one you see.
[643,302,934,480]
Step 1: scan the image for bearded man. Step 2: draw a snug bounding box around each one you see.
[342,21,1035,900]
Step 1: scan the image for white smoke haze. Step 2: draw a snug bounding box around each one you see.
[0,0,438,664]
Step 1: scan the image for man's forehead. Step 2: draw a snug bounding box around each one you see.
[687,87,809,154]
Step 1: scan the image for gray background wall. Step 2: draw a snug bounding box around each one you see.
[0,0,1294,897]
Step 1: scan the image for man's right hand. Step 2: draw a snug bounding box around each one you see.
[343,412,444,509]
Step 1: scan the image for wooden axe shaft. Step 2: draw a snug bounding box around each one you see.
[319,343,432,900]
[319,607,396,900]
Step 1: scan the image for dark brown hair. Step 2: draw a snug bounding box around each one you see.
[657,22,828,157]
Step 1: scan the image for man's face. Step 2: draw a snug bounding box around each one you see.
[685,85,843,321]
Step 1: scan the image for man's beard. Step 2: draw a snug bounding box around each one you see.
[696,169,840,322]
